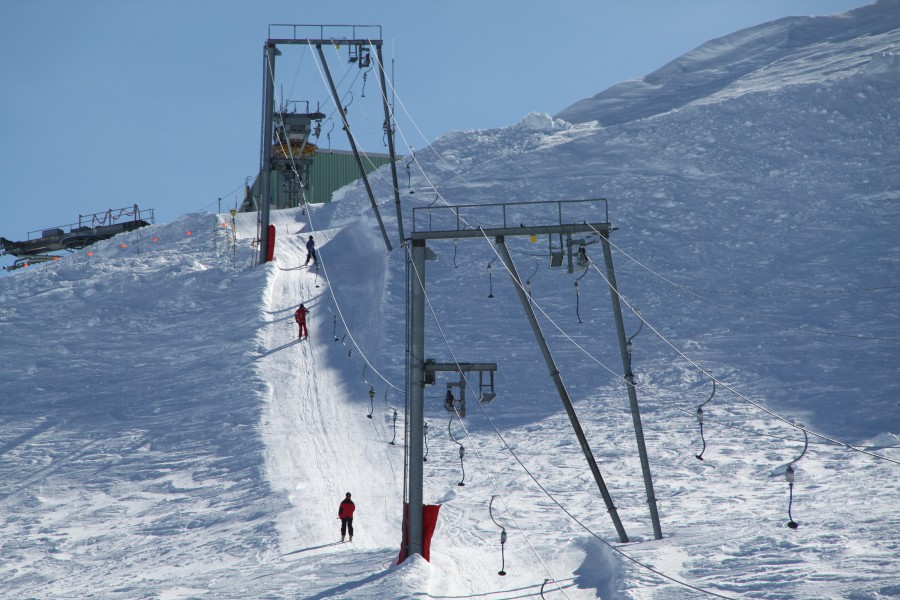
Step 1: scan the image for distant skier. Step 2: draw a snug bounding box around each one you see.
[338,492,355,541]
[294,303,310,339]
[304,235,317,266]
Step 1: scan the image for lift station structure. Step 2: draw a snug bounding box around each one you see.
[1,205,154,271]
[401,199,663,561]
[255,25,403,265]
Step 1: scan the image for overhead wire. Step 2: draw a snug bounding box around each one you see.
[615,267,900,298]
[604,239,900,343]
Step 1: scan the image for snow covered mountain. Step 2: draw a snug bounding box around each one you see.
[1,1,898,598]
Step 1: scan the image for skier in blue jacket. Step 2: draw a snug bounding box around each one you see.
[304,235,317,266]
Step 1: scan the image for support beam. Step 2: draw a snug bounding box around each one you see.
[494,236,629,543]
[258,41,278,264]
[599,233,663,540]
[375,44,405,245]
[406,239,427,557]
[316,44,393,252]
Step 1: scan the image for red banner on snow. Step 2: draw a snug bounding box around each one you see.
[265,224,276,262]
[397,503,441,564]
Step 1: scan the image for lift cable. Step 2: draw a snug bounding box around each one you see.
[285,44,309,111]
[579,225,900,466]
[310,43,406,184]
[363,42,494,203]
[614,266,900,299]
[473,381,737,598]
[598,232,900,343]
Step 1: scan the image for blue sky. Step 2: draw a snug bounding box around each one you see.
[0,0,872,261]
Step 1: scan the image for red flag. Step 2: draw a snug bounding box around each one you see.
[397,503,441,563]
[265,224,276,262]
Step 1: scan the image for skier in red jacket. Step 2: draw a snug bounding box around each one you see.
[294,304,309,339]
[338,492,355,541]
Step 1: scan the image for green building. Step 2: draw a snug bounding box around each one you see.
[240,149,396,212]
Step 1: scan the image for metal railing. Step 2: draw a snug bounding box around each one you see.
[412,198,609,235]
[267,24,383,43]
[26,205,155,240]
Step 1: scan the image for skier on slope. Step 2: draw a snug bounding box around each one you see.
[304,235,317,266]
[294,303,310,339]
[338,492,355,542]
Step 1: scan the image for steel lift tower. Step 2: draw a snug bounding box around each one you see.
[401,199,662,561]
[257,25,404,264]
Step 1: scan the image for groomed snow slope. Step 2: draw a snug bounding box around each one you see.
[1,1,899,598]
